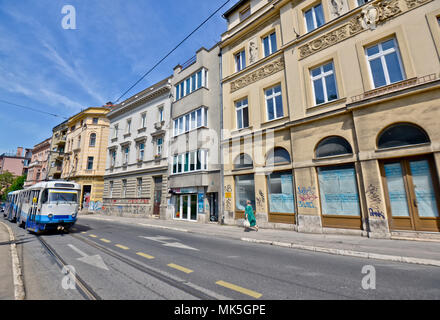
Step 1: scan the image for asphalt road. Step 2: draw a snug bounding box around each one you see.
[3,216,440,300]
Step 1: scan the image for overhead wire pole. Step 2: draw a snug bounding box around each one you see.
[0,99,69,120]
[114,0,231,103]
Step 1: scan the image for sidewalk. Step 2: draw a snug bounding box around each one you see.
[0,222,15,300]
[80,213,440,267]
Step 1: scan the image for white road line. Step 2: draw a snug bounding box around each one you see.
[0,222,25,300]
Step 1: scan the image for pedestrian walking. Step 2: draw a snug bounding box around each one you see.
[245,200,258,231]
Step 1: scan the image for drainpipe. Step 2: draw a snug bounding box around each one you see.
[219,47,225,225]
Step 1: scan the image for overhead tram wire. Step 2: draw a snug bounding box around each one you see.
[114,0,231,103]
[0,99,69,120]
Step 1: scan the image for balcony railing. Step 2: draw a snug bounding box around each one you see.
[181,55,197,71]
[350,74,437,104]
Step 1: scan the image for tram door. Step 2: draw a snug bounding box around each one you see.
[29,190,40,224]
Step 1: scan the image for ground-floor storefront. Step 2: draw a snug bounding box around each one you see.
[223,88,440,239]
[102,169,168,219]
[167,172,220,223]
[66,176,104,211]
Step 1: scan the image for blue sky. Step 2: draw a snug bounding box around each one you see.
[0,0,235,154]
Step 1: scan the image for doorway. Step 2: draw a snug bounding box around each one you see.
[82,185,91,210]
[174,194,198,221]
[153,177,163,216]
[381,155,440,232]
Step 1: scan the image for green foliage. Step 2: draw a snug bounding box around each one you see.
[1,174,26,201]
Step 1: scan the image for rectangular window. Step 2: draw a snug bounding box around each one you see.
[137,178,142,198]
[317,164,361,216]
[357,0,371,6]
[114,124,118,138]
[268,172,295,213]
[138,143,145,161]
[235,174,255,211]
[173,156,177,174]
[92,118,98,124]
[172,150,207,175]
[265,84,283,121]
[124,147,129,164]
[87,157,94,170]
[173,107,207,137]
[263,32,277,57]
[110,150,116,167]
[305,3,324,32]
[235,50,246,72]
[157,138,163,155]
[311,61,338,105]
[159,108,164,122]
[235,98,249,129]
[366,38,405,89]
[175,69,206,101]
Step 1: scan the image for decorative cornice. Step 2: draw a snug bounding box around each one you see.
[298,0,429,60]
[230,56,285,93]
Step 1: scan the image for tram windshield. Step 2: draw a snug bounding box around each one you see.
[47,190,78,203]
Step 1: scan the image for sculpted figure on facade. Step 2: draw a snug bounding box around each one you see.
[329,0,349,19]
[249,40,258,64]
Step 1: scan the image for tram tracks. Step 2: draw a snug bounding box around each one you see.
[36,235,101,300]
[36,231,225,300]
[69,233,222,300]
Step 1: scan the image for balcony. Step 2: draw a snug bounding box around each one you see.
[349,74,437,104]
[54,135,67,146]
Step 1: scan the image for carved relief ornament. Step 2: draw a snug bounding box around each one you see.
[230,57,285,93]
[299,0,403,59]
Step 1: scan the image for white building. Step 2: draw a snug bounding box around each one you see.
[103,77,172,218]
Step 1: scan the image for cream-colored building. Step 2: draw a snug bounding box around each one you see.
[46,120,68,181]
[220,0,440,239]
[61,105,112,209]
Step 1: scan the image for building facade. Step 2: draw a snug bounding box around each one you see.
[46,120,68,181]
[167,45,222,223]
[0,147,32,177]
[24,138,52,187]
[102,78,172,219]
[221,0,440,239]
[61,105,111,209]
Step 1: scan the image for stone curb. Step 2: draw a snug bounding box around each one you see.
[0,222,25,300]
[241,238,440,268]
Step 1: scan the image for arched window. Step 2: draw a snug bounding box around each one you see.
[89,133,96,147]
[267,147,291,165]
[234,153,253,170]
[315,136,353,158]
[378,123,430,149]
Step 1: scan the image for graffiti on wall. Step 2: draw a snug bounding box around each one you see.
[366,184,385,219]
[256,190,265,211]
[88,201,102,211]
[297,186,318,209]
[224,185,232,211]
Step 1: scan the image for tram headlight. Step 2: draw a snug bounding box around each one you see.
[48,214,53,219]
[72,212,77,218]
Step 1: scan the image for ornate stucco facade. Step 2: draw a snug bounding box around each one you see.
[61,105,112,209]
[220,0,440,239]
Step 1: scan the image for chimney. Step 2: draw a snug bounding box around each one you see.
[16,147,23,157]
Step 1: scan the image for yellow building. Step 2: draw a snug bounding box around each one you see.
[61,104,112,209]
[221,0,440,240]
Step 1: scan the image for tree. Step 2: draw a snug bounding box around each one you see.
[1,174,26,201]
[0,171,15,199]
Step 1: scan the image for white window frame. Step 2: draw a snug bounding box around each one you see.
[113,124,118,138]
[123,146,129,165]
[137,178,142,198]
[174,68,207,101]
[172,150,208,175]
[262,32,277,57]
[304,3,324,32]
[265,85,283,121]
[365,38,405,89]
[157,138,163,155]
[126,119,131,134]
[310,62,338,106]
[110,150,116,167]
[138,142,145,161]
[173,107,207,137]
[235,50,246,72]
[235,98,249,130]
[122,180,127,198]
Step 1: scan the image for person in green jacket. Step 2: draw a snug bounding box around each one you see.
[245,200,258,231]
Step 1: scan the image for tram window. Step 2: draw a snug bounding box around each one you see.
[41,190,49,204]
[49,190,78,203]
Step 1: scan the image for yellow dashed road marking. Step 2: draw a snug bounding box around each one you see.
[115,244,129,250]
[89,234,97,238]
[215,280,262,299]
[81,231,87,234]
[136,252,155,259]
[167,263,193,274]
[100,238,111,243]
